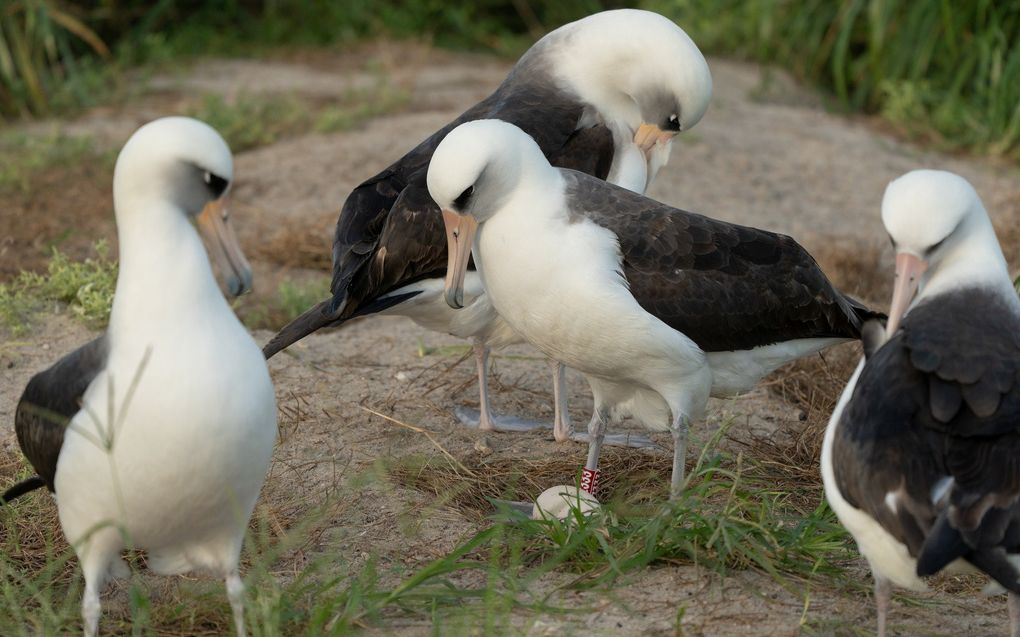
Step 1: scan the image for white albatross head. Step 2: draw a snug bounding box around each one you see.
[427,119,551,309]
[540,9,712,157]
[881,169,1008,334]
[113,116,251,296]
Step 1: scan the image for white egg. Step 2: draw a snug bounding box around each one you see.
[532,485,601,521]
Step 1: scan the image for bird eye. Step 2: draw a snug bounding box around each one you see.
[666,114,681,132]
[453,185,474,210]
[203,171,230,198]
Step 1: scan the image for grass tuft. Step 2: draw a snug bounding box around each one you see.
[0,241,117,334]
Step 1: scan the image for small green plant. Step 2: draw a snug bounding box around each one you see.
[0,241,117,334]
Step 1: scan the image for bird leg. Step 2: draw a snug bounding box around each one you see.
[226,569,246,637]
[82,579,102,637]
[551,363,652,448]
[78,531,121,637]
[453,343,557,433]
[570,415,656,448]
[581,408,609,495]
[551,361,572,442]
[874,575,891,637]
[669,412,691,500]
[473,342,496,432]
[1009,591,1020,637]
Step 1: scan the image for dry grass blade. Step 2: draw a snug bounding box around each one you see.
[359,405,478,477]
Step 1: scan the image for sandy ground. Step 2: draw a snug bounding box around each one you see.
[3,41,1020,636]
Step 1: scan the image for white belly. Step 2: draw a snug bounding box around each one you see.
[54,315,277,574]
[475,204,711,425]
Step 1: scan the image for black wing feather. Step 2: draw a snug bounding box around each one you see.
[833,289,1020,590]
[9,335,108,497]
[266,53,614,356]
[562,171,877,352]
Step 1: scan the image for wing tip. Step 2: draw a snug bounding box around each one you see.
[263,298,343,359]
[861,320,887,359]
[1,475,47,505]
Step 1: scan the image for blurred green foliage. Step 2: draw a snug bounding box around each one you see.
[2,1,1019,159]
[652,0,1020,158]
[0,1,110,119]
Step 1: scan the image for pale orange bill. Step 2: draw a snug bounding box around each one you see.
[442,208,478,309]
[196,198,253,297]
[633,123,678,157]
[886,252,928,336]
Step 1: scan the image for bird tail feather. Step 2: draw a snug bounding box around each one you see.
[1,476,46,505]
[917,511,1020,594]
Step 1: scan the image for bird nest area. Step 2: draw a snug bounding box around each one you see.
[388,447,675,518]
[751,342,862,491]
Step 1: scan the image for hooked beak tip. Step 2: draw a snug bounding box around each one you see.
[445,288,464,309]
[226,272,253,298]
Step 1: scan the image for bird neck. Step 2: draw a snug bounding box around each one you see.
[110,201,229,334]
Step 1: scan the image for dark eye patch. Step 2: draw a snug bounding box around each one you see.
[453,185,474,210]
[204,171,229,198]
[665,114,681,132]
[925,233,950,257]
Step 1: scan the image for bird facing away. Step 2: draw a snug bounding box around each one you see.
[2,117,277,637]
[261,9,712,442]
[429,119,879,499]
[822,169,1020,637]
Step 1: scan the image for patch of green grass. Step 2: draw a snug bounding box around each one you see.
[395,423,857,592]
[0,129,108,193]
[314,81,411,134]
[0,241,117,335]
[0,420,857,635]
[0,493,502,635]
[186,92,311,154]
[186,79,409,154]
[240,276,331,330]
[502,460,853,590]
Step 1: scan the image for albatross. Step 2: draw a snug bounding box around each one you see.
[1,117,276,637]
[430,119,881,498]
[822,169,1020,637]
[262,9,712,443]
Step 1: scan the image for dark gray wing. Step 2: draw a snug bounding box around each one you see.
[328,63,601,317]
[563,171,878,352]
[263,50,617,357]
[12,335,108,494]
[833,289,1020,591]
